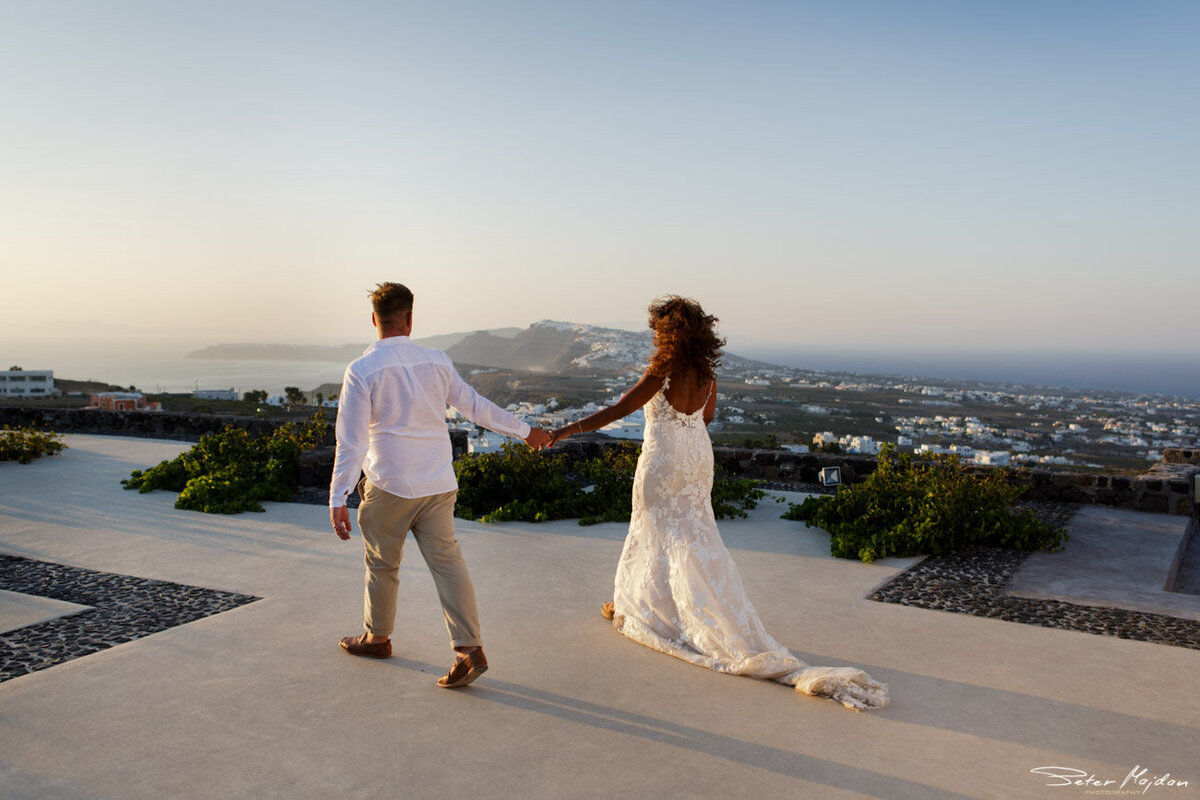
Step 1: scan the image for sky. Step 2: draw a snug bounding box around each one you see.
[3,0,1198,371]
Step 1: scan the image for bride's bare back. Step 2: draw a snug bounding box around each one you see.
[662,370,714,416]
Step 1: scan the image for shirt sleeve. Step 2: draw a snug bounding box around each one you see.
[329,366,370,508]
[444,363,531,440]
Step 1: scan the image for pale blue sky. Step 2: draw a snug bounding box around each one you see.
[3,0,1197,364]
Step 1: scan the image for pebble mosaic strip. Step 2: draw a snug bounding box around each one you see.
[0,555,260,682]
[870,546,1200,650]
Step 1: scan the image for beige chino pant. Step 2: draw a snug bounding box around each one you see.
[356,479,483,648]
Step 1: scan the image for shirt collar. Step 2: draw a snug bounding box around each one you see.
[366,335,411,353]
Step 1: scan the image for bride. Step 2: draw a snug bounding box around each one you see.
[550,296,888,711]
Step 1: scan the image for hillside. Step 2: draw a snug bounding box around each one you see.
[445,320,664,374]
[54,378,132,394]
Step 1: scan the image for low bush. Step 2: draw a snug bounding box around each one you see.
[122,414,328,513]
[454,443,583,523]
[0,426,67,464]
[454,441,767,525]
[783,444,1066,563]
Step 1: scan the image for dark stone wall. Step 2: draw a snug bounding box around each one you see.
[1,407,293,442]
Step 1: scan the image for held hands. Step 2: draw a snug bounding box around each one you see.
[525,423,585,450]
[525,427,552,450]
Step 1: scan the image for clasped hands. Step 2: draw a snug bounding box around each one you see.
[524,424,579,450]
[525,427,552,450]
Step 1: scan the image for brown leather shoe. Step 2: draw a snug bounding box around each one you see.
[601,602,615,620]
[339,633,391,659]
[437,647,488,688]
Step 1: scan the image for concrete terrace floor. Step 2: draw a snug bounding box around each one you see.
[1,435,1197,800]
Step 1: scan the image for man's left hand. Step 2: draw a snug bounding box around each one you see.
[525,427,552,450]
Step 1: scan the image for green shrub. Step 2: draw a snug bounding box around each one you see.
[783,444,1067,563]
[574,442,639,525]
[0,426,67,464]
[711,474,770,520]
[453,441,766,525]
[454,443,583,523]
[122,414,328,514]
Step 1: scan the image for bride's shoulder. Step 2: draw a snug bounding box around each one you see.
[636,370,668,389]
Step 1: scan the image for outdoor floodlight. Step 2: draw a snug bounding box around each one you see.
[819,467,842,487]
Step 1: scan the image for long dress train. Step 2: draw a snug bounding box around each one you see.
[609,379,889,711]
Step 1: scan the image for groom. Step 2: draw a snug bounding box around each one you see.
[330,282,550,687]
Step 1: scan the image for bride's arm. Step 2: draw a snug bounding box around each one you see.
[551,372,664,442]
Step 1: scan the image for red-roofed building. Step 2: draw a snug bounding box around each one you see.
[90,392,162,412]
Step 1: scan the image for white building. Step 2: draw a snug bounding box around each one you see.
[0,369,56,398]
[194,388,239,401]
[468,434,510,455]
[599,409,646,440]
[974,451,1012,466]
[843,436,882,455]
[1014,453,1071,466]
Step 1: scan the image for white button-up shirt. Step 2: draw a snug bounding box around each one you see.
[329,336,530,506]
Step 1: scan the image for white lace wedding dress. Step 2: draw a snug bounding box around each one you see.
[609,379,889,711]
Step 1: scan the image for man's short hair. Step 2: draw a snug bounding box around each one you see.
[369,283,414,326]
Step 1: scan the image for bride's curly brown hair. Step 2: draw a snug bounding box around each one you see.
[645,296,725,383]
